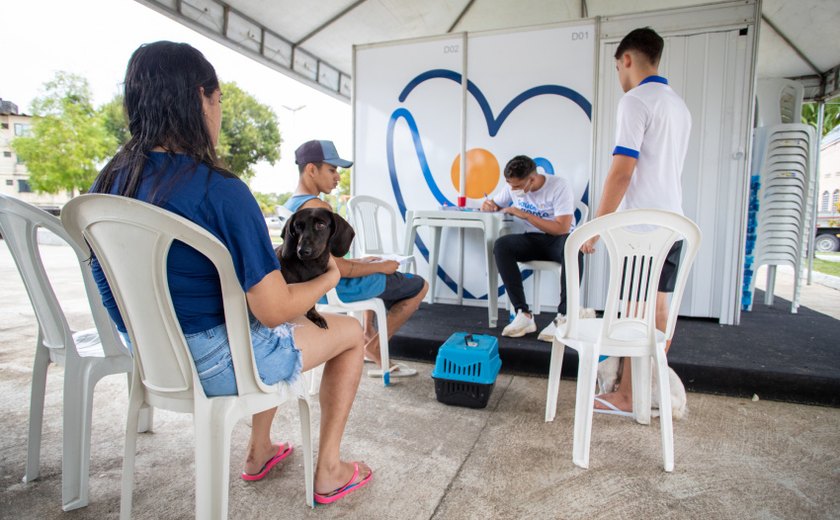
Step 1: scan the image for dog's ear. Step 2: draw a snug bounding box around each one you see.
[328,212,355,257]
[281,211,298,248]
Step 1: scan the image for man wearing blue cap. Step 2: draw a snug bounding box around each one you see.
[285,140,427,379]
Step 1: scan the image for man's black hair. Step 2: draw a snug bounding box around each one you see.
[298,161,323,175]
[504,155,536,180]
[614,27,664,66]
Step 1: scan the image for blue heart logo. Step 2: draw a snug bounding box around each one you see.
[387,69,591,299]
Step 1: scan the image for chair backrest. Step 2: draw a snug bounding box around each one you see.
[0,194,126,358]
[275,205,294,226]
[61,194,270,405]
[563,209,701,345]
[574,200,589,227]
[346,195,402,256]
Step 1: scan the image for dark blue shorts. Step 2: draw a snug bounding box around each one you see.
[378,272,425,309]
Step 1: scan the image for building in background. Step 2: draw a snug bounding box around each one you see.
[816,124,840,251]
[818,125,840,217]
[0,98,70,210]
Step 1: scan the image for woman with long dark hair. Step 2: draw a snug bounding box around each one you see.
[90,41,371,504]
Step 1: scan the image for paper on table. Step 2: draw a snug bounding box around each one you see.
[377,254,414,265]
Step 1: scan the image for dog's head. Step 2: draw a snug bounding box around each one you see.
[281,207,355,260]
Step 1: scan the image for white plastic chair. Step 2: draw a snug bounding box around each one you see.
[347,195,416,273]
[544,209,701,472]
[61,194,315,519]
[275,204,294,227]
[513,201,589,315]
[0,194,152,511]
[317,288,393,387]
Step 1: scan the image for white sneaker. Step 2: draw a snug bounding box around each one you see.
[502,310,537,337]
[538,314,566,342]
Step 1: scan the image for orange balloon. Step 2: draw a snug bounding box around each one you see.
[450,148,500,200]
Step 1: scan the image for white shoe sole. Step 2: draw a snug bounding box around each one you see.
[537,332,554,342]
[501,324,536,338]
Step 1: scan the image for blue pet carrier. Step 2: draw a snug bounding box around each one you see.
[431,332,502,409]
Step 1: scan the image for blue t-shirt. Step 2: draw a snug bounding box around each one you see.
[284,194,318,212]
[91,152,280,334]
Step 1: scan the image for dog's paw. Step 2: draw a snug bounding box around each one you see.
[306,309,329,329]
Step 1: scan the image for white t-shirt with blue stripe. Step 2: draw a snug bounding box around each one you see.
[613,76,691,215]
[493,173,575,234]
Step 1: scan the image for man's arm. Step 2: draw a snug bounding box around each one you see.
[581,154,637,253]
[595,154,637,218]
[501,206,572,235]
[299,196,399,278]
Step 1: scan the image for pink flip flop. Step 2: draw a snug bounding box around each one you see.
[314,462,373,505]
[241,442,293,481]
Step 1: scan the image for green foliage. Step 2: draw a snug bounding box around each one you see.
[11,72,116,194]
[253,191,292,216]
[218,82,282,182]
[802,102,840,138]
[99,94,129,147]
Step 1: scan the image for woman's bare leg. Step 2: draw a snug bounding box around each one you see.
[293,313,370,493]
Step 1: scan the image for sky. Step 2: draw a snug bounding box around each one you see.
[0,0,352,195]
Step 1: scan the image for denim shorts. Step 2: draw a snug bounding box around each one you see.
[182,318,302,397]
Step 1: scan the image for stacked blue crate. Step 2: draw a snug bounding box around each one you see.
[742,174,761,310]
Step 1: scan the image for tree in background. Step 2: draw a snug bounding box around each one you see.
[99,94,129,147]
[98,82,282,183]
[253,191,292,216]
[12,72,115,194]
[218,82,281,182]
[802,101,840,138]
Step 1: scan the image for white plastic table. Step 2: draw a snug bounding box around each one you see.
[403,209,513,327]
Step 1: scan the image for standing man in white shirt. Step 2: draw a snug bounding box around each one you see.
[482,155,579,339]
[582,27,692,414]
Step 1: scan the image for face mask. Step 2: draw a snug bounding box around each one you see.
[510,189,525,198]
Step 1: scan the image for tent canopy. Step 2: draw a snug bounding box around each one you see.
[137,0,840,102]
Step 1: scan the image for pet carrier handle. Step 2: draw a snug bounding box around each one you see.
[464,334,478,347]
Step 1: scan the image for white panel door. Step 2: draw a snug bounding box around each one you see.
[588,4,758,324]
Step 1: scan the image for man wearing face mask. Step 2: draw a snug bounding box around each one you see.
[481,155,579,338]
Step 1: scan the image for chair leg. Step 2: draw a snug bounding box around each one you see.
[298,398,315,508]
[376,306,390,387]
[61,359,96,511]
[653,347,675,472]
[23,338,51,484]
[532,269,542,315]
[119,381,144,520]
[194,402,234,520]
[631,356,652,425]
[545,340,565,422]
[572,347,600,469]
[126,372,154,433]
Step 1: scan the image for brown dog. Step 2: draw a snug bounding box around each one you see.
[276,207,355,328]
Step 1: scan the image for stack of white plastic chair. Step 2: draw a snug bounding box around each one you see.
[746,123,815,313]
